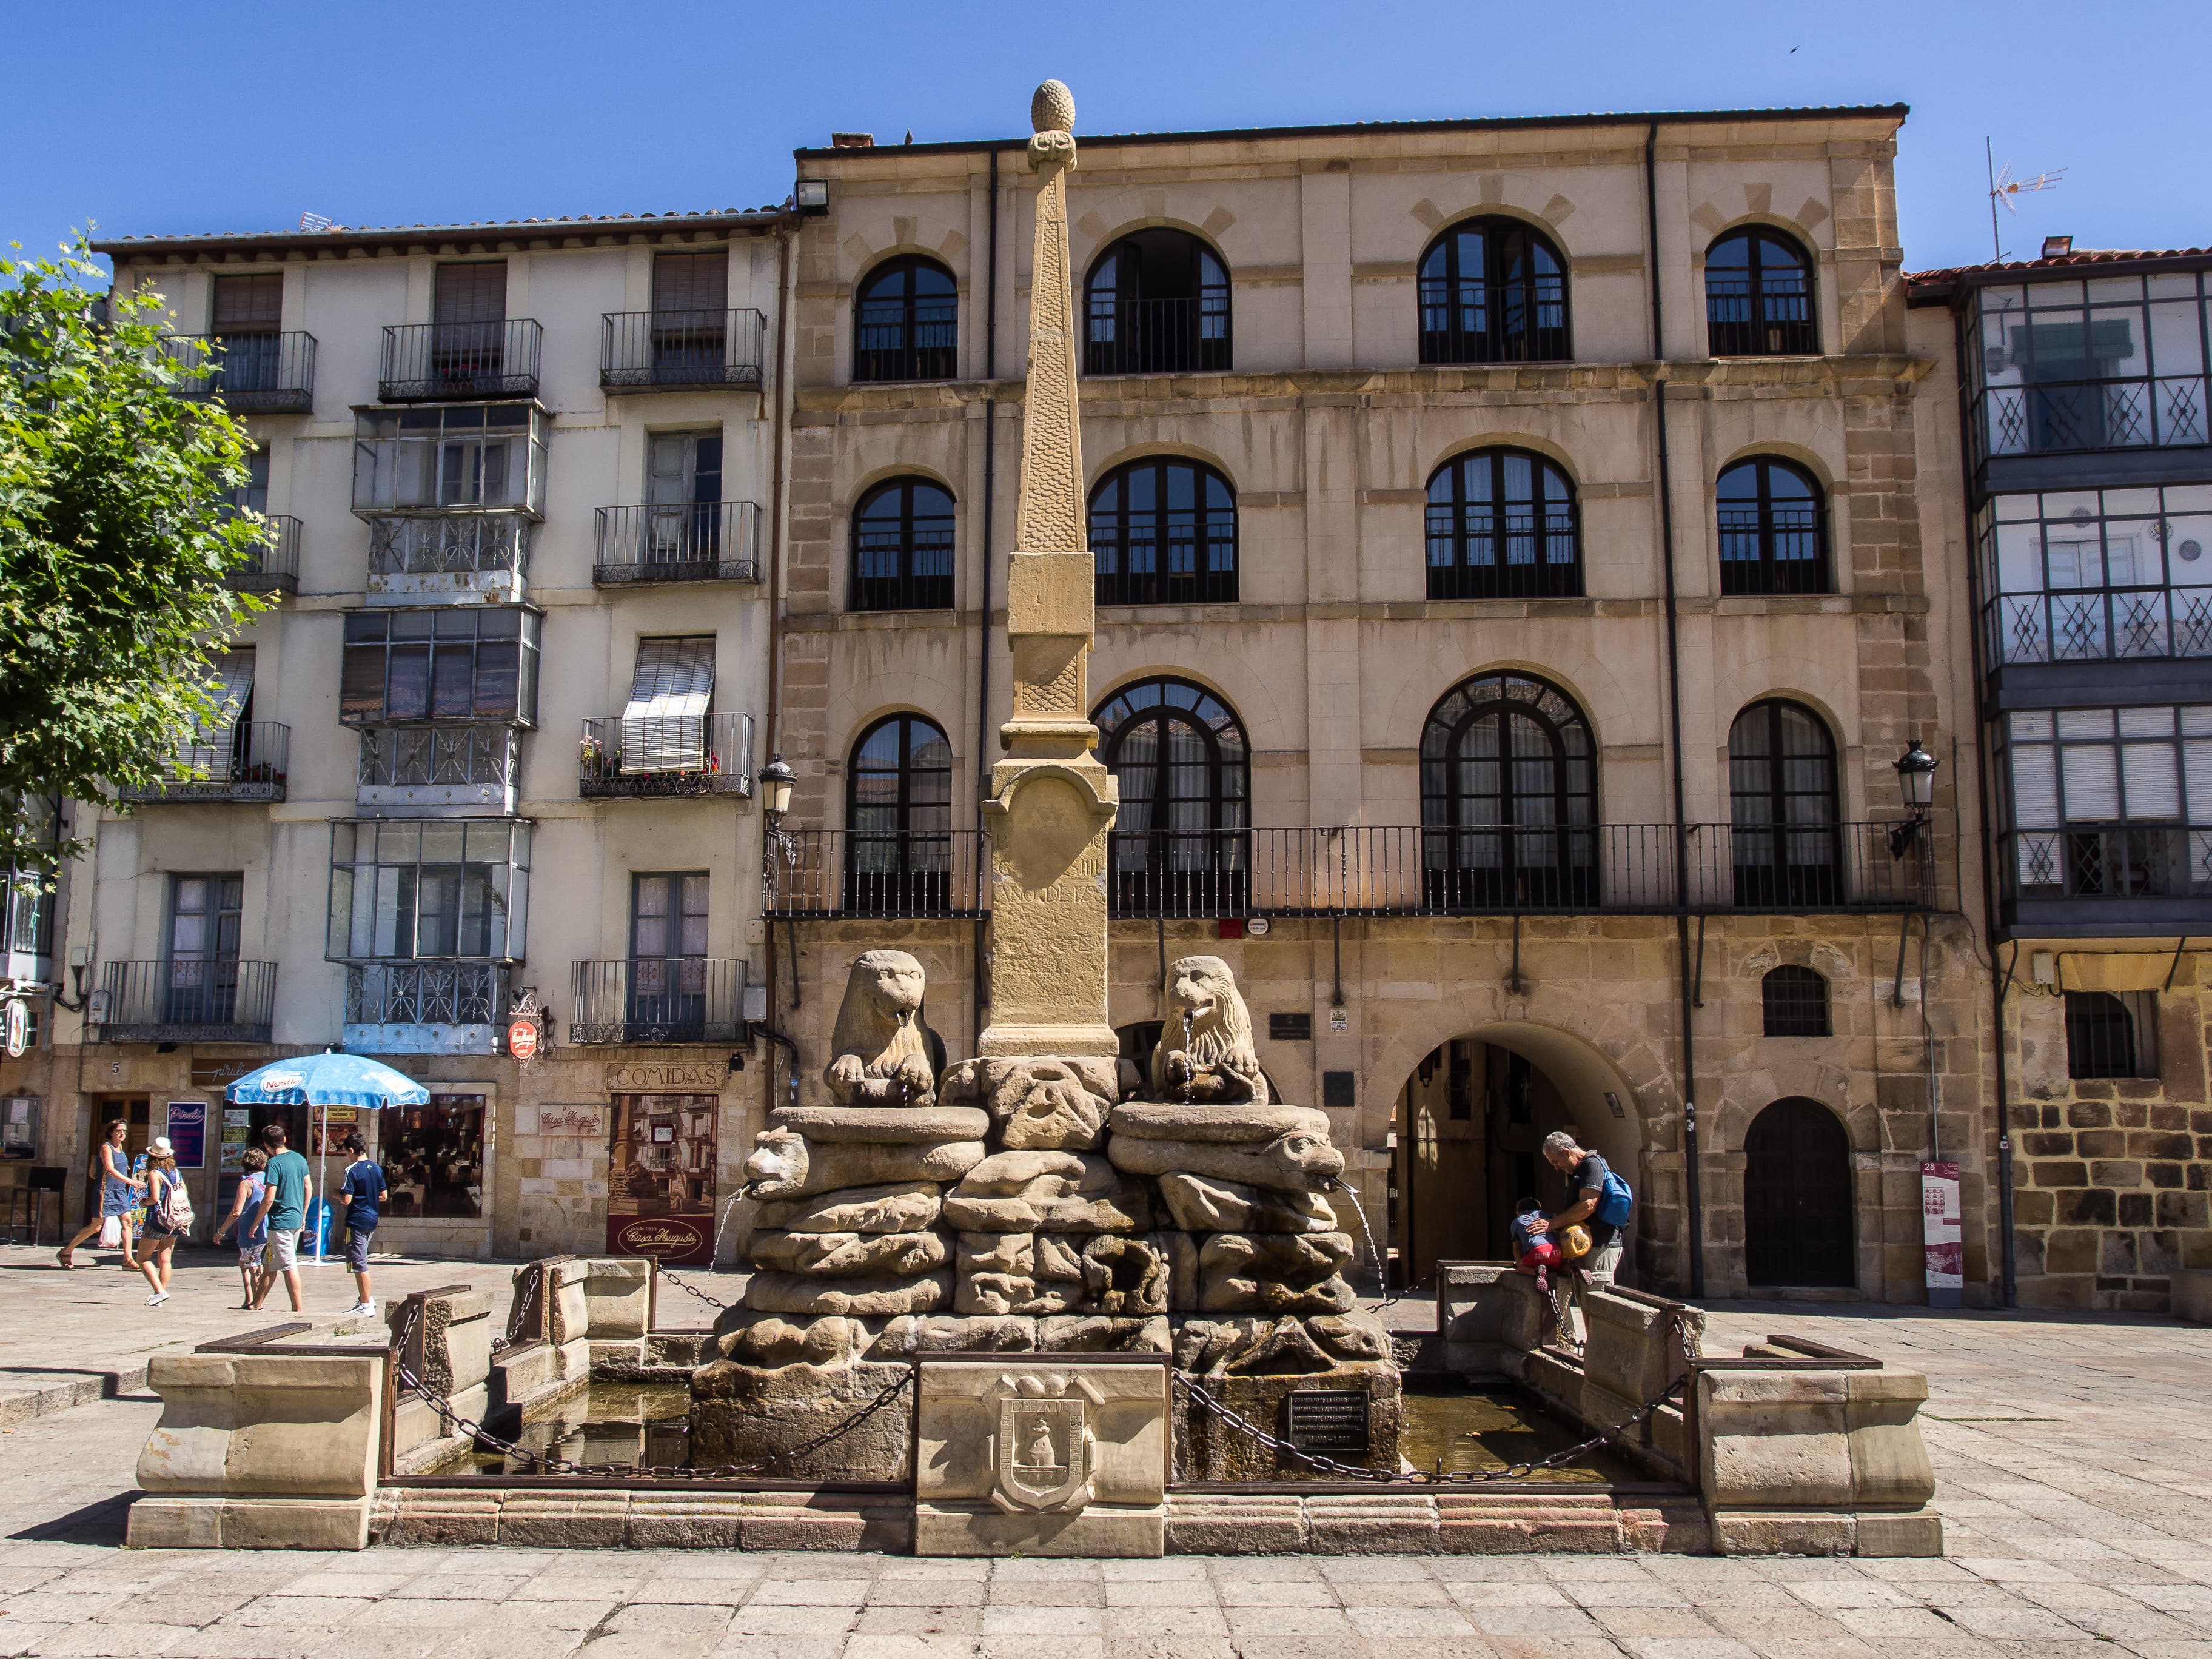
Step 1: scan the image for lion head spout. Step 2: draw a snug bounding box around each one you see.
[1151,955,1268,1105]
[824,948,940,1108]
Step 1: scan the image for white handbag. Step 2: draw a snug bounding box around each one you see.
[98,1215,121,1248]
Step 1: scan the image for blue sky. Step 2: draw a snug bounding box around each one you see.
[4,0,2204,276]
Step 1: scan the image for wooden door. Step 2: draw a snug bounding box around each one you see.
[1744,1097,1855,1287]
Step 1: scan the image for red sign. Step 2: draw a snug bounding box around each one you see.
[609,1215,711,1264]
[506,1018,539,1061]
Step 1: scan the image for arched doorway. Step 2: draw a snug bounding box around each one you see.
[1390,1022,1641,1286]
[1743,1097,1855,1288]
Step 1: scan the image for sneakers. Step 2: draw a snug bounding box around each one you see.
[146,1290,169,1306]
[347,1301,377,1317]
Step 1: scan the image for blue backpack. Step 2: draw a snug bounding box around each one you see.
[1596,1169,1634,1228]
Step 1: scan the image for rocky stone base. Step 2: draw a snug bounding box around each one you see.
[1173,1310,1405,1480]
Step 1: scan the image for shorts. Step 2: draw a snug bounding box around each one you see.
[1584,1234,1624,1285]
[344,1226,375,1273]
[139,1219,179,1243]
[1517,1242,1561,1272]
[237,1241,266,1268]
[267,1228,301,1272]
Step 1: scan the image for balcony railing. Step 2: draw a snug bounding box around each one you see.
[568,958,748,1045]
[367,514,529,600]
[96,960,275,1044]
[2003,825,2212,902]
[167,332,317,412]
[379,320,543,402]
[357,724,518,811]
[1986,585,2212,665]
[601,309,766,392]
[227,514,301,594]
[764,830,992,918]
[344,962,507,1028]
[1084,296,1232,376]
[118,723,289,803]
[594,502,762,586]
[1976,374,2209,462]
[580,714,754,799]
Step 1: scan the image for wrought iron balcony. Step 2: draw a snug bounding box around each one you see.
[357,724,518,812]
[568,957,748,1045]
[343,962,508,1050]
[96,960,275,1044]
[1986,584,2212,665]
[763,830,991,919]
[1975,374,2209,463]
[1084,296,1232,377]
[167,331,317,413]
[2004,824,2211,900]
[367,514,529,603]
[229,514,301,595]
[601,309,766,392]
[379,320,542,402]
[117,723,289,803]
[594,502,762,586]
[580,714,754,799]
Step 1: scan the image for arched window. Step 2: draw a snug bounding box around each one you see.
[1718,458,1828,596]
[853,256,957,383]
[1705,227,1816,356]
[845,714,953,913]
[1426,448,1581,600]
[851,478,954,612]
[1729,700,1842,907]
[1418,218,1569,364]
[1085,230,1230,375]
[1421,672,1597,910]
[1093,677,1248,917]
[1744,1098,1854,1287]
[1762,965,1831,1037]
[1090,458,1237,606]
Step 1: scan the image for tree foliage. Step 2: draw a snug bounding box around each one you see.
[0,236,266,871]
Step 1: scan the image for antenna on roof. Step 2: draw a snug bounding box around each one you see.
[299,212,335,233]
[1985,138,2065,262]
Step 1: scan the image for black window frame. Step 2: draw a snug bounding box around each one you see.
[1761,965,1832,1037]
[1084,230,1232,376]
[1717,457,1830,596]
[1728,699,1843,906]
[1425,447,1582,600]
[850,477,956,612]
[340,606,541,728]
[1090,457,1238,606]
[853,255,959,384]
[1418,217,1570,365]
[845,713,954,913]
[1706,227,1818,357]
[1419,671,1598,908]
[2065,989,2156,1079]
[1093,676,1250,916]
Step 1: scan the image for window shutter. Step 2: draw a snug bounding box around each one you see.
[2122,741,2182,819]
[2062,742,2120,822]
[653,250,728,314]
[434,263,506,325]
[2008,733,2059,828]
[2186,740,2212,826]
[620,637,715,773]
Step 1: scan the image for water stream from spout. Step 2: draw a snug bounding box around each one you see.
[1175,1007,1195,1101]
[1327,1174,1389,1298]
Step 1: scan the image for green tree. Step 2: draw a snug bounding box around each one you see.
[0,236,267,871]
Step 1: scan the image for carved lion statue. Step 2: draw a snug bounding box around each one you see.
[825,949,940,1108]
[1150,954,1268,1105]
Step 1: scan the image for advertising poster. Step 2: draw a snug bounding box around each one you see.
[220,1107,251,1174]
[606,1093,717,1264]
[163,1101,207,1169]
[1921,1159,1963,1309]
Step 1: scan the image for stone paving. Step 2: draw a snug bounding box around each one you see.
[2,1252,2210,1657]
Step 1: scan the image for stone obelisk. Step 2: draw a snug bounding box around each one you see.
[977,80,1119,1059]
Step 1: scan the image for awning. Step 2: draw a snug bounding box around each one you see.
[620,636,714,773]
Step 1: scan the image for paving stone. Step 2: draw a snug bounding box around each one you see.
[987,1580,1103,1606]
[978,1606,1104,1635]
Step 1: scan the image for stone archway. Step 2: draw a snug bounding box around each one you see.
[1390,1019,1645,1286]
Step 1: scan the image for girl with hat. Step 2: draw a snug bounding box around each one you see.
[135,1138,189,1305]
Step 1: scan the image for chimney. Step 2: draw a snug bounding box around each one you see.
[831,132,875,149]
[2042,235,2074,259]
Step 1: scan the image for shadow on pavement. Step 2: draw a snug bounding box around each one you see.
[8,1492,135,1546]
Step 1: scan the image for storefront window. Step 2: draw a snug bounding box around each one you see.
[605,1093,717,1264]
[378,1094,486,1219]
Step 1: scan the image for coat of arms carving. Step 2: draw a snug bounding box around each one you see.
[991,1373,1105,1514]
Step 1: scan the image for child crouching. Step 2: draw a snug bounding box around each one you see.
[1510,1196,1562,1292]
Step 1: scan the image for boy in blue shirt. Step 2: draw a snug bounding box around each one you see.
[336,1133,388,1317]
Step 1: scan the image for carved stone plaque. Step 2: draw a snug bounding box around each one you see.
[1286,1388,1371,1454]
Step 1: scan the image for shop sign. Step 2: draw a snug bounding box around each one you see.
[611,1215,711,1261]
[191,1058,259,1091]
[605,1062,725,1092]
[537,1104,606,1139]
[508,1018,540,1061]
[5,999,27,1058]
[163,1102,207,1169]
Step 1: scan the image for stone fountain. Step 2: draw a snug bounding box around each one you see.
[688,79,1401,1555]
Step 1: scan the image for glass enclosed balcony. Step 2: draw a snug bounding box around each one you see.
[351,404,548,519]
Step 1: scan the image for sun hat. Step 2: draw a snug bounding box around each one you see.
[150,1136,174,1156]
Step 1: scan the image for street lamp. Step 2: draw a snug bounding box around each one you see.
[757,754,796,824]
[1888,739,1939,857]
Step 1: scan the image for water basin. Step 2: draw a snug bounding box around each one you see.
[1398,1375,1637,1483]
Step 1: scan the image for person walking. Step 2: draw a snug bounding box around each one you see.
[212,1148,270,1309]
[57,1119,142,1270]
[250,1124,312,1313]
[135,1138,190,1305]
[334,1133,387,1317]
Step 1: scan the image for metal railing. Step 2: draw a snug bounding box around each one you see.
[1976,374,2209,461]
[167,331,317,412]
[600,309,766,391]
[229,514,301,593]
[568,958,748,1045]
[367,514,529,577]
[2002,825,2212,901]
[345,962,507,1028]
[1084,296,1232,376]
[594,501,762,586]
[357,724,518,792]
[97,960,275,1044]
[1985,585,2212,665]
[764,830,991,918]
[379,320,542,402]
[118,722,289,803]
[579,713,755,798]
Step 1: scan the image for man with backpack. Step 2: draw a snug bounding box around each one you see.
[1536,1129,1634,1287]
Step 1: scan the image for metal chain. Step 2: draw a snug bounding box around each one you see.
[389,1300,914,1480]
[655,1184,755,1312]
[492,1262,538,1353]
